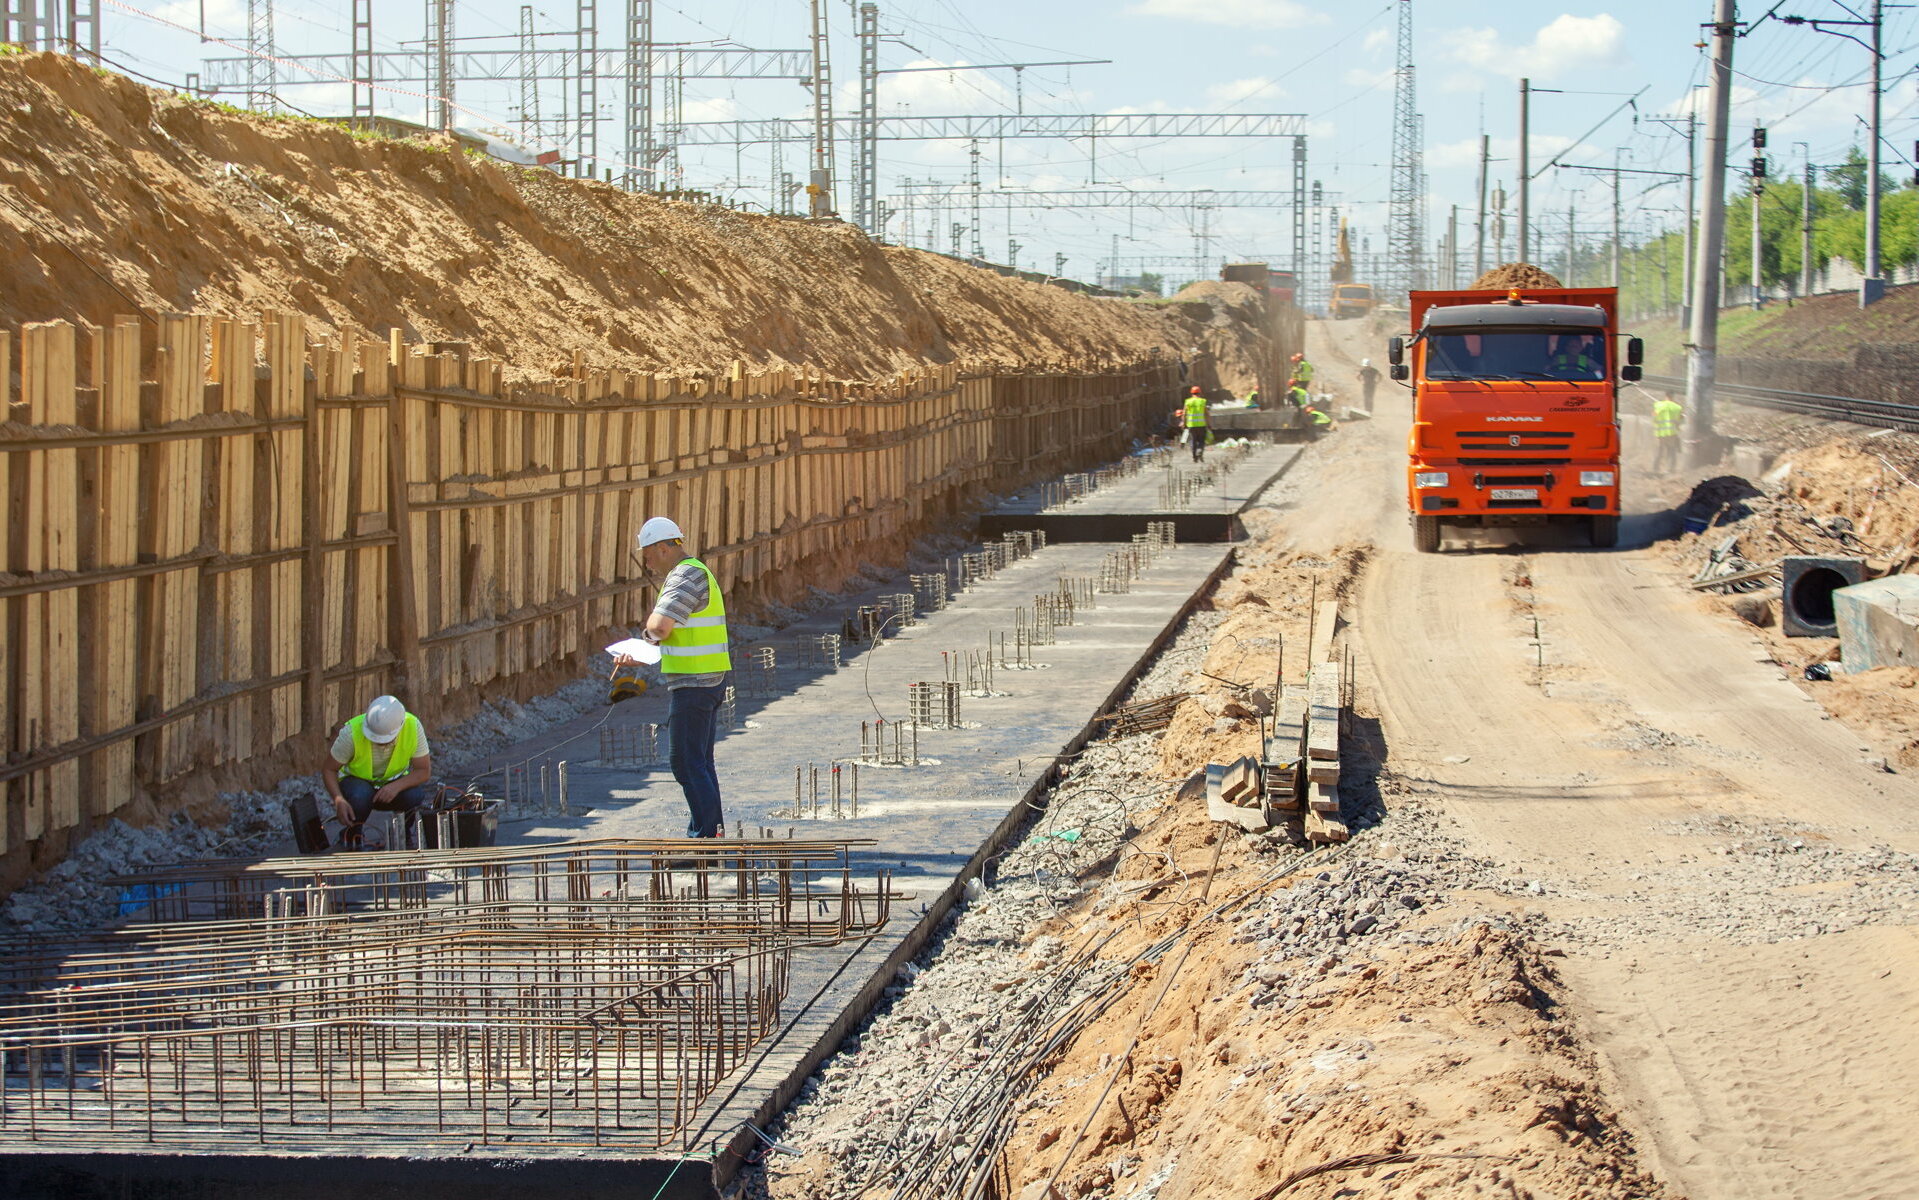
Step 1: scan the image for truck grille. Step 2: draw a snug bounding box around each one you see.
[1454,430,1572,467]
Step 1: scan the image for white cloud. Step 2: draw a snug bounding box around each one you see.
[1206,76,1284,106]
[873,60,1014,115]
[1441,13,1628,84]
[1128,0,1330,31]
[1362,28,1392,54]
[1343,65,1394,90]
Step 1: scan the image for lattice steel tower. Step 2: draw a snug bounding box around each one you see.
[1387,0,1426,295]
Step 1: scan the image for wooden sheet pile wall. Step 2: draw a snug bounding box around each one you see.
[0,313,1173,868]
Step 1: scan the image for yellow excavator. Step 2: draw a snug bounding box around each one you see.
[1329,220,1375,319]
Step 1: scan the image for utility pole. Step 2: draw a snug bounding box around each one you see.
[1008,238,1020,269]
[1054,252,1067,276]
[1681,112,1696,324]
[1517,78,1530,263]
[1475,134,1490,275]
[807,0,835,217]
[1610,149,1623,287]
[574,0,597,176]
[1387,0,1425,295]
[1866,0,1884,304]
[1447,205,1459,287]
[247,0,276,113]
[351,0,374,121]
[856,3,879,234]
[1750,126,1767,310]
[1802,150,1815,298]
[627,5,654,187]
[1564,202,1575,285]
[1687,0,1737,467]
[967,139,984,260]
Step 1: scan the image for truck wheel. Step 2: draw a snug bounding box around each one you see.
[1589,515,1619,549]
[1414,516,1441,554]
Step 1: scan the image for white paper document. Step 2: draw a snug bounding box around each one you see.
[605,637,661,664]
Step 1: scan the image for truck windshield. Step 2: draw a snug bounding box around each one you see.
[1424,331,1605,382]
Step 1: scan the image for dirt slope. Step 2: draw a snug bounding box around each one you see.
[0,52,1200,379]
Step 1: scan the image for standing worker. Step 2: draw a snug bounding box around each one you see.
[324,695,433,842]
[1652,392,1684,475]
[1181,386,1210,462]
[617,517,732,838]
[1289,352,1315,391]
[1357,358,1381,413]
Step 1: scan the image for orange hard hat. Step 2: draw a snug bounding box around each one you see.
[1290,352,1303,361]
[1189,386,1201,394]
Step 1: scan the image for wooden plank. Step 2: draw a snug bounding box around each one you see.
[30,322,82,832]
[210,318,255,766]
[1303,803,1349,844]
[1308,779,1341,814]
[1264,684,1308,767]
[92,316,141,814]
[1309,600,1340,666]
[1204,761,1271,833]
[1306,662,1340,762]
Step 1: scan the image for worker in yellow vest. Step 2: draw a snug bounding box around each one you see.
[324,695,433,838]
[1652,393,1684,475]
[1288,352,1315,392]
[1182,386,1210,462]
[617,516,733,838]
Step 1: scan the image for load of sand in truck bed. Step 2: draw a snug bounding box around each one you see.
[1472,263,1564,289]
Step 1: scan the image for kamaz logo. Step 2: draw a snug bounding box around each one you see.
[1485,416,1544,423]
[1510,435,1521,446]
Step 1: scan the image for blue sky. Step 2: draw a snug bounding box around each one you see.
[90,0,1906,286]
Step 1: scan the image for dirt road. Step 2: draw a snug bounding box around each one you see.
[1302,316,1919,1200]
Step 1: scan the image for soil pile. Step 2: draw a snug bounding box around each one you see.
[1471,263,1564,289]
[1167,280,1279,397]
[0,52,1218,380]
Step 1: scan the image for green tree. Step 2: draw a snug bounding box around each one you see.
[1823,145,1896,212]
[1137,272,1164,296]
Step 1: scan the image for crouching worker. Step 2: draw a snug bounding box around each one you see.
[324,695,434,841]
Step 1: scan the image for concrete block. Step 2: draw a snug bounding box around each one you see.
[1783,556,1868,638]
[1834,574,1919,670]
[1729,441,1776,482]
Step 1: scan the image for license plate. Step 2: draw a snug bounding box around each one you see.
[1490,488,1538,501]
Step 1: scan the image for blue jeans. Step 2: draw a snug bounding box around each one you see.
[338,774,434,824]
[668,683,726,837]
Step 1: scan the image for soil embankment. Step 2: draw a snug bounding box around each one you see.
[0,51,1208,381]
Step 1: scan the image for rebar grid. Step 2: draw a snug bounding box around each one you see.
[739,646,779,698]
[599,724,666,767]
[797,632,842,670]
[106,838,891,938]
[910,573,948,613]
[906,681,961,729]
[881,592,918,629]
[0,903,800,1154]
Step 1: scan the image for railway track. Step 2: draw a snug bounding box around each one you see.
[1640,373,1919,435]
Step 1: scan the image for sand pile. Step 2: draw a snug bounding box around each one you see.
[0,52,1224,381]
[1471,263,1564,289]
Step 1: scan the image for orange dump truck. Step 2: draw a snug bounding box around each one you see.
[1390,286,1643,553]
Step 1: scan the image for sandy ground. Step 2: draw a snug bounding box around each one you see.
[1304,315,1919,1200]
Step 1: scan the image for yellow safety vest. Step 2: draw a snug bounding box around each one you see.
[1183,396,1208,427]
[1653,399,1683,437]
[1294,360,1314,384]
[661,557,732,674]
[340,713,422,783]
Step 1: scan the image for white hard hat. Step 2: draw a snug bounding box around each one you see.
[638,516,684,548]
[364,695,407,744]
[1361,358,1372,367]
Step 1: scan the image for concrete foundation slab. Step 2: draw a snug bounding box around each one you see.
[4,537,1244,1199]
[980,443,1301,542]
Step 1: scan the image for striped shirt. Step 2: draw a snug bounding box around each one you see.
[651,559,727,690]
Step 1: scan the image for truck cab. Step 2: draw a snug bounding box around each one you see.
[1395,287,1642,553]
[1331,283,1374,319]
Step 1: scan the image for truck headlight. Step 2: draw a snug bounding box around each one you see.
[1579,470,1615,487]
[1414,472,1449,489]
